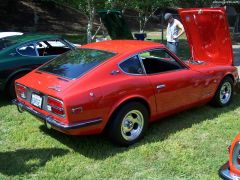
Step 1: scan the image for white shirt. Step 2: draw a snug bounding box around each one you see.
[166,19,183,42]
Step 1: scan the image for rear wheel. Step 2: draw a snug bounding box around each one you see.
[107,102,148,146]
[211,76,233,107]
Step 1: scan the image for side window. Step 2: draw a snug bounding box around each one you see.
[119,55,144,74]
[139,49,183,74]
[17,43,37,56]
[36,39,70,56]
[47,40,68,47]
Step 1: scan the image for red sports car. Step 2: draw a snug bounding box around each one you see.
[219,134,240,179]
[13,8,238,145]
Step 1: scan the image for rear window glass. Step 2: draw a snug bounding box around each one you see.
[39,48,116,79]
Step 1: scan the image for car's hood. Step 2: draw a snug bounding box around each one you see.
[178,8,233,65]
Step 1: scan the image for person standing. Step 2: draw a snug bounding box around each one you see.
[164,13,185,55]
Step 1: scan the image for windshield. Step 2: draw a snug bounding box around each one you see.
[0,38,17,51]
[39,48,116,79]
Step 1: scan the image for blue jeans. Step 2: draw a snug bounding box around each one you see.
[167,42,179,55]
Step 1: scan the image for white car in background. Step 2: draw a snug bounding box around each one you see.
[0,32,81,47]
[0,32,23,39]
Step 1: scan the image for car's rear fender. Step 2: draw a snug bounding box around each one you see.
[5,68,32,90]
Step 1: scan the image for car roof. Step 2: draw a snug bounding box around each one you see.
[5,34,62,44]
[81,40,165,54]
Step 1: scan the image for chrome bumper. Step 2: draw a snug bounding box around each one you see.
[219,162,240,180]
[12,99,102,130]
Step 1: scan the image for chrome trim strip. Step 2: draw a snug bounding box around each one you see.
[156,84,166,89]
[138,54,147,75]
[12,99,102,130]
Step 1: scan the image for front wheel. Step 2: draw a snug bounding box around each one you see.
[210,77,234,107]
[107,102,149,146]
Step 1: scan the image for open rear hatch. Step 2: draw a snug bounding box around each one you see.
[178,8,233,65]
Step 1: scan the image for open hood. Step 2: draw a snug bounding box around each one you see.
[98,10,133,40]
[178,8,233,65]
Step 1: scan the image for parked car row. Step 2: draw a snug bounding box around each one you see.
[0,34,76,98]
[1,8,240,179]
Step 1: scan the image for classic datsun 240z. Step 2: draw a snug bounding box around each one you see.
[13,8,239,145]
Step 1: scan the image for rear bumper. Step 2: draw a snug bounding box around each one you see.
[219,162,240,180]
[12,99,102,130]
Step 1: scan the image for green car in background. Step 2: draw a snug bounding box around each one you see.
[0,34,75,98]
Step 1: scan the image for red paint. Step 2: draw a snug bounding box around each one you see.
[15,8,238,137]
[178,8,233,65]
[228,134,240,175]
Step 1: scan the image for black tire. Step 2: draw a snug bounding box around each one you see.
[210,76,234,107]
[8,73,26,99]
[107,102,149,146]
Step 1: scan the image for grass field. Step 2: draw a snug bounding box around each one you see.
[1,90,240,179]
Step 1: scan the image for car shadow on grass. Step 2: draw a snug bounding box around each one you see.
[0,148,69,176]
[38,93,240,160]
[0,92,10,107]
[40,126,129,159]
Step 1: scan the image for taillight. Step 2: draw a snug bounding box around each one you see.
[16,84,27,99]
[47,96,65,116]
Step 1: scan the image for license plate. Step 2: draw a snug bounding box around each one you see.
[31,93,43,108]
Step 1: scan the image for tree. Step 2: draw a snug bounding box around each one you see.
[78,0,107,43]
[177,0,214,8]
[108,0,176,33]
[52,0,107,43]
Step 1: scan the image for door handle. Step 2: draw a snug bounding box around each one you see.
[156,84,166,89]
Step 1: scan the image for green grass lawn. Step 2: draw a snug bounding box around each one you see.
[1,91,240,179]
